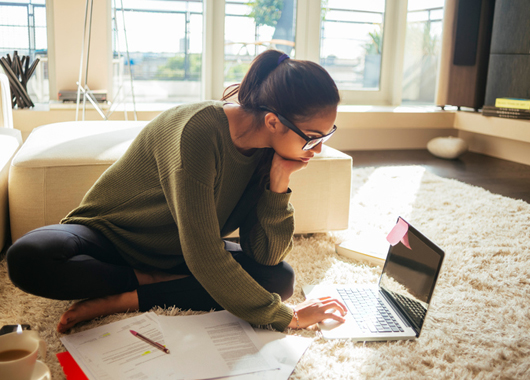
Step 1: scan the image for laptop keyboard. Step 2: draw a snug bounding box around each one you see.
[392,291,426,324]
[337,288,405,334]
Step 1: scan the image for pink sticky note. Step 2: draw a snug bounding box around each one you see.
[386,218,411,249]
[400,229,411,249]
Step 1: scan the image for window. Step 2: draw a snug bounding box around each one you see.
[34,0,445,108]
[111,0,203,104]
[0,0,48,103]
[320,0,386,91]
[224,0,296,87]
[401,0,444,105]
[316,0,406,105]
[134,0,444,106]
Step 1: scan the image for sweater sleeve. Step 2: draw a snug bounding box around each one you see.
[160,168,293,331]
[238,186,295,266]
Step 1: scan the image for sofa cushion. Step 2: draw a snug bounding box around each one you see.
[9,121,147,242]
[9,121,351,242]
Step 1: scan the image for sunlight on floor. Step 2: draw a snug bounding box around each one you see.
[340,166,427,252]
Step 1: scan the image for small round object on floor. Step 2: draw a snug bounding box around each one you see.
[427,136,468,159]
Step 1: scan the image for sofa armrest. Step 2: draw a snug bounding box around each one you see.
[0,127,23,250]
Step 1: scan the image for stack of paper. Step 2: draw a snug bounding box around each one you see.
[335,235,388,267]
[59,311,311,380]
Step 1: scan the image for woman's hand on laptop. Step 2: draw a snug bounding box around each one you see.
[289,297,347,329]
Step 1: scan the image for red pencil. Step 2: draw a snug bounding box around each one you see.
[130,330,170,354]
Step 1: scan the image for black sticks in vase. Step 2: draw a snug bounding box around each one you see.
[0,51,40,109]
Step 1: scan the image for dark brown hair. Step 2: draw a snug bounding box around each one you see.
[222,49,340,122]
[222,50,340,186]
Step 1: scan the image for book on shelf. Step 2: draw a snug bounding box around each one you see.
[482,105,530,120]
[495,98,530,110]
[335,236,388,267]
[482,113,530,120]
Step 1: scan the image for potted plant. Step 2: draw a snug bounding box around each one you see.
[247,0,284,28]
[362,29,382,88]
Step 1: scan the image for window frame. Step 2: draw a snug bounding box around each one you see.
[39,0,414,107]
[204,0,409,105]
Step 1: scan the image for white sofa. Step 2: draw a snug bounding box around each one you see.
[8,121,353,242]
[0,74,23,251]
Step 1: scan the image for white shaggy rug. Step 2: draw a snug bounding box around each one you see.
[1,165,530,379]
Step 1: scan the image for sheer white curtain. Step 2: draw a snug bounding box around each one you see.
[435,0,456,107]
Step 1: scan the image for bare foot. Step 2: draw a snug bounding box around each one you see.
[57,290,139,333]
[134,269,189,286]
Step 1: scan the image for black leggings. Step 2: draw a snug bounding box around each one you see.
[6,224,295,312]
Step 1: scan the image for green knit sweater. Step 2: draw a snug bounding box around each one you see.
[61,101,294,330]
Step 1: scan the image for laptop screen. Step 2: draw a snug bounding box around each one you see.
[379,219,444,332]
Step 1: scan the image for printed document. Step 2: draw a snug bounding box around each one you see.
[60,311,311,380]
[216,328,312,380]
[61,312,175,380]
[158,311,279,379]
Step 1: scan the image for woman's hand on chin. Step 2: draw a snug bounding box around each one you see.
[269,152,308,193]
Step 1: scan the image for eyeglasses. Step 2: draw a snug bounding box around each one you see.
[259,106,337,151]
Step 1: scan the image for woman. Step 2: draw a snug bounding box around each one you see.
[6,50,347,333]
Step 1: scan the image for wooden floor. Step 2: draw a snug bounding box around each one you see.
[342,149,530,204]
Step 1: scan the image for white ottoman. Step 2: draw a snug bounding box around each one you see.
[9,121,352,242]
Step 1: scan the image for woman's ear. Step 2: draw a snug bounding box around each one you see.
[263,112,281,134]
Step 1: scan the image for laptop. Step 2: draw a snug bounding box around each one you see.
[303,217,444,341]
